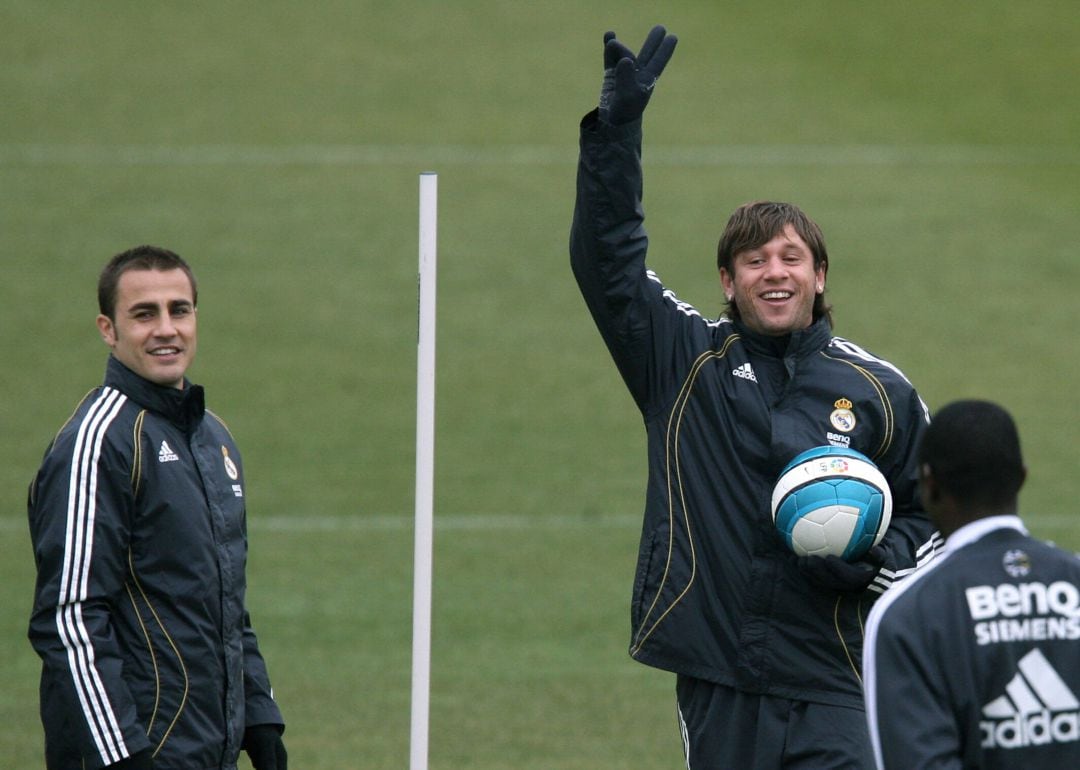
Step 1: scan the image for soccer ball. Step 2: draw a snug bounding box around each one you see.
[770,446,892,561]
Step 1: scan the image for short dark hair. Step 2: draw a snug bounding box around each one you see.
[716,201,832,327]
[98,245,198,320]
[918,400,1025,508]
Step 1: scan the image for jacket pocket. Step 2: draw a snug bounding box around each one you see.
[631,527,661,630]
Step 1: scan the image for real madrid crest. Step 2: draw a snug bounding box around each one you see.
[221,445,239,480]
[830,397,856,433]
[1002,549,1031,578]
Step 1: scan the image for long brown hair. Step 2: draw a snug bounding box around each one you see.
[716,201,832,327]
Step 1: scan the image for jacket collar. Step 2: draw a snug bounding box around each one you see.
[944,514,1027,553]
[734,316,833,359]
[103,355,205,432]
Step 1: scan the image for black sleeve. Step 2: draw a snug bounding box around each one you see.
[27,401,151,764]
[569,110,721,416]
[871,386,941,594]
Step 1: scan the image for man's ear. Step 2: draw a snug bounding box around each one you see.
[719,267,734,302]
[919,463,940,504]
[96,314,117,348]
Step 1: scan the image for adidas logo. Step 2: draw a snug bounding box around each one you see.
[980,648,1080,749]
[157,440,180,463]
[732,362,758,382]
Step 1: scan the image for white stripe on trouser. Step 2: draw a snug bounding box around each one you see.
[55,388,128,763]
[677,697,692,770]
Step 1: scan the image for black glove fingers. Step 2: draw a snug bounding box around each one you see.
[596,23,677,124]
[613,57,638,94]
[797,553,879,593]
[636,25,668,69]
[602,31,617,67]
[604,37,635,69]
[243,724,287,770]
[865,544,887,568]
[644,34,678,80]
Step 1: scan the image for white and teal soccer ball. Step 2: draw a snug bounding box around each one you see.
[771,446,892,561]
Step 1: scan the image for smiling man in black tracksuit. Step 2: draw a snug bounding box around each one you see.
[27,246,286,769]
[570,26,941,768]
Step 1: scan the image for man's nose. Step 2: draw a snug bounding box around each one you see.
[153,313,177,336]
[763,256,787,278]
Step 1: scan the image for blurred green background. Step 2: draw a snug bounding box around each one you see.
[2,1,1077,767]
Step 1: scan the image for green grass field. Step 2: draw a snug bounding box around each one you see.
[2,2,1078,766]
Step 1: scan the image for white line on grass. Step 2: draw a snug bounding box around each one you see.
[1,144,1077,167]
[0,513,640,534]
[3,512,1078,533]
[251,513,641,532]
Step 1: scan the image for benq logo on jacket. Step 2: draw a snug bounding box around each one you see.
[158,440,179,463]
[980,648,1080,750]
[966,580,1080,646]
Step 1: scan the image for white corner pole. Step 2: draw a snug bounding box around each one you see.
[410,171,438,770]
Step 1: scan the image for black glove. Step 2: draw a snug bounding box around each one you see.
[797,545,886,593]
[598,25,678,125]
[106,750,153,770]
[242,724,288,770]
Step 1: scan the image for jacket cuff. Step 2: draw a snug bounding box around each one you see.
[580,108,642,142]
[244,698,285,732]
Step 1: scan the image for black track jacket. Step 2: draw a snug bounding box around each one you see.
[28,356,283,769]
[570,111,941,708]
[864,516,1080,768]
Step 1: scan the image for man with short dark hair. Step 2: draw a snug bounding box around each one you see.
[570,25,941,768]
[28,246,287,769]
[864,400,1080,769]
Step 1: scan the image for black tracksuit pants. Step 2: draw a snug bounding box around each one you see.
[676,675,875,769]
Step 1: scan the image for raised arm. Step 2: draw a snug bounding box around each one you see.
[569,26,683,411]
